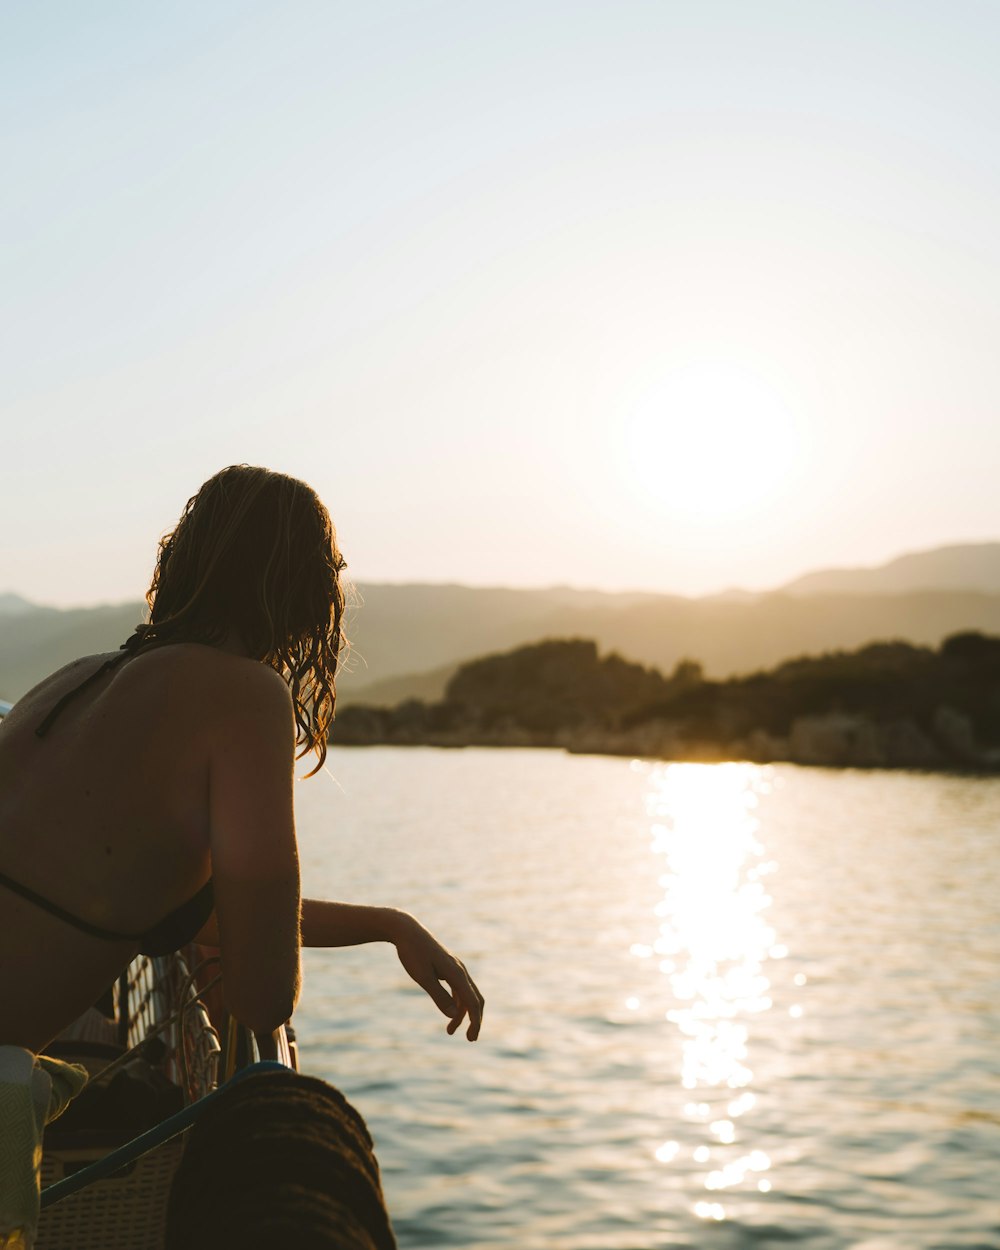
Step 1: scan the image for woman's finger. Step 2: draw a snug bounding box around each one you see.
[418,972,458,1018]
[445,966,483,1041]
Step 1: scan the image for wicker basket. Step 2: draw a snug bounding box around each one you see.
[37,1138,185,1250]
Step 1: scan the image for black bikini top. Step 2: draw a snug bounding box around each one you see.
[0,868,214,957]
[0,632,217,955]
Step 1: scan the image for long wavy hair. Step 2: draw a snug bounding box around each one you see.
[133,465,347,775]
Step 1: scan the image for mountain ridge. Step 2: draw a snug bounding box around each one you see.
[3,542,1000,703]
[777,542,1000,597]
[8,540,1000,614]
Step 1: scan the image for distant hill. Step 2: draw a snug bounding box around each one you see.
[344,661,460,708]
[335,632,1000,771]
[3,542,1000,704]
[338,544,1000,701]
[0,592,40,616]
[336,587,1000,706]
[779,542,1000,597]
[0,600,143,699]
[337,583,679,704]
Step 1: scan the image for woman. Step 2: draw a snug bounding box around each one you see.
[0,465,483,1052]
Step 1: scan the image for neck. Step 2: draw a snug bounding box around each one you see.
[219,629,256,659]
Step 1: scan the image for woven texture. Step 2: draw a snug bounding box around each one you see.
[36,1140,185,1250]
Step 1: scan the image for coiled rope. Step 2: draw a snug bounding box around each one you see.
[165,1070,397,1249]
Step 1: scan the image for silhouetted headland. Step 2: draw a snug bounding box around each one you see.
[333,633,1000,771]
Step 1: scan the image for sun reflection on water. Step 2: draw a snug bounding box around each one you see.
[641,762,781,1217]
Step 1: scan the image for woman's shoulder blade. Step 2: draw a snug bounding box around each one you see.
[143,647,289,702]
[167,651,293,737]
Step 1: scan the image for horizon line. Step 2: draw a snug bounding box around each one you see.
[3,535,1000,614]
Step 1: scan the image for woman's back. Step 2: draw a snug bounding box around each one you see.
[0,643,274,1048]
[1,465,347,1050]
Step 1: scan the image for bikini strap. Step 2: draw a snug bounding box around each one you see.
[0,868,143,943]
[34,626,150,738]
[120,624,153,654]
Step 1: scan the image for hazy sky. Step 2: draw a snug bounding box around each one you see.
[2,1,999,606]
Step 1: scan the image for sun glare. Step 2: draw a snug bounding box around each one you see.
[642,762,782,1210]
[618,361,802,522]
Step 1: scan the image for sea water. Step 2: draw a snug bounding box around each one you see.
[292,748,1000,1250]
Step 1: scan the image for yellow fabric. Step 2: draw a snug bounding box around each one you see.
[0,1048,88,1250]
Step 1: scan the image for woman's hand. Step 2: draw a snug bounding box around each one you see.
[389,912,484,1041]
[297,898,485,1040]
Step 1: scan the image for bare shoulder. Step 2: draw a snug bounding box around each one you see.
[158,648,293,734]
[96,646,294,755]
[1,651,119,729]
[21,651,116,701]
[198,651,290,703]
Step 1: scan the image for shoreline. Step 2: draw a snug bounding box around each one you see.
[331,710,1000,775]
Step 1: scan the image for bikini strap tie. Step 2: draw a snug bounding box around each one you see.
[120,624,154,655]
[35,625,150,738]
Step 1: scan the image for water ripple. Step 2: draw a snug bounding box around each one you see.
[292,748,1000,1249]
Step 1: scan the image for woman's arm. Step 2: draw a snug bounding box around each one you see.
[299,899,404,948]
[200,659,483,1041]
[194,899,484,1040]
[207,663,301,1036]
[301,900,485,1041]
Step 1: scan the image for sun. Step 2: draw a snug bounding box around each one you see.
[617,361,803,522]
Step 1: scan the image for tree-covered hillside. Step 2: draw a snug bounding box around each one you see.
[334,632,1000,770]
